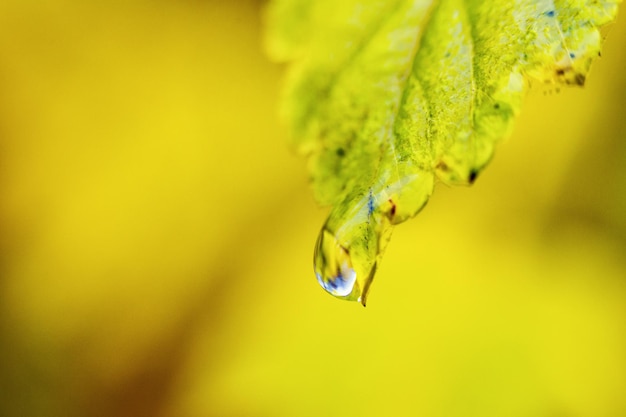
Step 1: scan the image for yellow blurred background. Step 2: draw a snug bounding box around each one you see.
[0,1,625,416]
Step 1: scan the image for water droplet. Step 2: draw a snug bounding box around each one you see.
[312,190,389,305]
[314,227,361,301]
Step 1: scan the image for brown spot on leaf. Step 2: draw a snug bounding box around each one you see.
[468,169,479,184]
[575,73,586,86]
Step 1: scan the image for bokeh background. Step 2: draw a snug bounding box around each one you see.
[0,1,625,416]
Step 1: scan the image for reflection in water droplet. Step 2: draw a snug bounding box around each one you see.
[314,227,361,301]
[315,261,356,297]
[313,190,390,305]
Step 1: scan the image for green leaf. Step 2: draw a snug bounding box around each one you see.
[265,0,621,305]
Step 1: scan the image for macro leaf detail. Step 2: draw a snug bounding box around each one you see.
[265,0,621,305]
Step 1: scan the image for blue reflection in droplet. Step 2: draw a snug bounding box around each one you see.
[315,261,357,297]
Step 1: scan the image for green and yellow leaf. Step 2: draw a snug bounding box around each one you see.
[265,0,621,304]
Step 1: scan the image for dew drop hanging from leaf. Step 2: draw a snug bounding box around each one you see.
[265,0,621,304]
